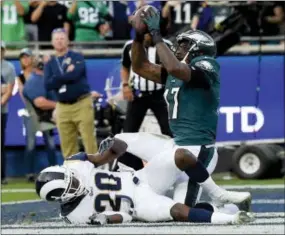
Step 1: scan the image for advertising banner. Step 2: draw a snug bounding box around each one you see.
[5,55,284,146]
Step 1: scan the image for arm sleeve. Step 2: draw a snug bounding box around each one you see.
[62,5,68,22]
[67,5,78,20]
[189,60,217,89]
[98,2,112,21]
[192,2,203,17]
[24,79,46,102]
[54,53,86,82]
[22,1,30,14]
[66,152,88,162]
[7,64,16,84]
[44,61,62,90]
[126,2,136,17]
[160,67,168,85]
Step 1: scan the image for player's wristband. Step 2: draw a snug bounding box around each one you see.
[67,152,88,161]
[150,30,163,44]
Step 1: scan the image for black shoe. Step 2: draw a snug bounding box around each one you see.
[1,179,8,185]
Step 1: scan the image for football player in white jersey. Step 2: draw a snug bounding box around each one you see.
[36,136,253,225]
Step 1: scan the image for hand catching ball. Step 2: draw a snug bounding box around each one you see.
[130,5,159,34]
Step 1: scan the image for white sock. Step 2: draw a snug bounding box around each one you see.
[199,177,225,200]
[211,212,235,224]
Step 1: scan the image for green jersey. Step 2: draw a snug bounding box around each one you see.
[1,1,29,46]
[67,1,109,41]
[164,56,220,146]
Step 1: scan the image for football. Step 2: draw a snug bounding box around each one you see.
[130,5,158,34]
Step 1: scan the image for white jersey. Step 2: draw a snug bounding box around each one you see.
[60,160,135,224]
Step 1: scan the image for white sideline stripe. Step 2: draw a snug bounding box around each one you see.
[10,213,285,221]
[1,185,284,205]
[2,199,284,206]
[256,212,285,217]
[252,199,285,204]
[222,185,284,189]
[2,217,285,228]
[36,213,285,221]
[2,184,284,193]
[2,199,43,205]
[2,189,35,193]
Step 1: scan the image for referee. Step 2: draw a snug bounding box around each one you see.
[120,33,172,170]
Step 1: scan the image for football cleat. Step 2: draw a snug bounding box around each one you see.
[231,211,255,224]
[213,191,252,212]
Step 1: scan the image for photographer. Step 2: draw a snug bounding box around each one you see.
[23,55,58,176]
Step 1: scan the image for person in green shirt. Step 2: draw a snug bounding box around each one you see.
[67,0,112,45]
[1,0,29,48]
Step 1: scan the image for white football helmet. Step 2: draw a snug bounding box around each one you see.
[35,165,88,203]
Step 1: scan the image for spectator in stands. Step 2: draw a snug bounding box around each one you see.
[210,1,233,29]
[120,34,172,170]
[44,29,98,159]
[1,0,29,48]
[68,0,113,47]
[17,48,34,99]
[57,1,76,42]
[31,0,70,49]
[24,0,39,43]
[162,1,203,37]
[22,54,58,180]
[17,48,37,182]
[1,41,16,185]
[106,1,131,40]
[261,2,285,36]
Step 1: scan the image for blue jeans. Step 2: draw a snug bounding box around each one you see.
[23,116,57,174]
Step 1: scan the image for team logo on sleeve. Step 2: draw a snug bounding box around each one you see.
[195,60,214,72]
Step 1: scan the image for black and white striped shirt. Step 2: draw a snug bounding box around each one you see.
[121,39,172,92]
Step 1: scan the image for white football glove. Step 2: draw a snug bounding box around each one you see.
[88,213,109,225]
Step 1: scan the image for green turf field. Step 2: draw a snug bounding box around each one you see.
[1,176,284,203]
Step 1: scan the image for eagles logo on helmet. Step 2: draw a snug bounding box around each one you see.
[172,30,217,62]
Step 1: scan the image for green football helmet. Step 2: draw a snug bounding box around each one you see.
[173,30,217,60]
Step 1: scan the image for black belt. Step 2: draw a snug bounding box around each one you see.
[59,93,90,105]
[133,89,164,97]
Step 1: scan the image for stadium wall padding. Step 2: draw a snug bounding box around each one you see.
[5,55,285,177]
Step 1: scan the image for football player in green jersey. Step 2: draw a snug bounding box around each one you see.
[130,6,251,211]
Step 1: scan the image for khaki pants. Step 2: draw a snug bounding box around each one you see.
[56,96,97,158]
